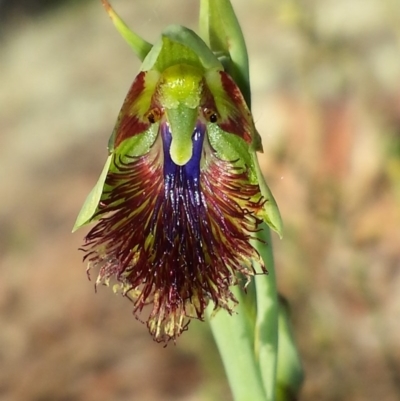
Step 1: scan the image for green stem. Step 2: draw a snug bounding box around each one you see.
[206,287,267,401]
[253,226,279,400]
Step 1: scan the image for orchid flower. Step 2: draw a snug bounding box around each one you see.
[74,1,281,345]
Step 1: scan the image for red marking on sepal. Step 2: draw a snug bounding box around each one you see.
[218,71,254,144]
[113,72,152,148]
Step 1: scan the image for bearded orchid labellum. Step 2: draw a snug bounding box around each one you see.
[74,7,282,343]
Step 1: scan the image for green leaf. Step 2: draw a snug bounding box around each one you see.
[206,287,267,401]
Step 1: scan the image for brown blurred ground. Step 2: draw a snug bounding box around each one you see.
[0,0,399,400]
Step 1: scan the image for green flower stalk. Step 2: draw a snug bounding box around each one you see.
[74,0,282,344]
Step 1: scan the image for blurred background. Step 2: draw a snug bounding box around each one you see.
[0,0,399,400]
